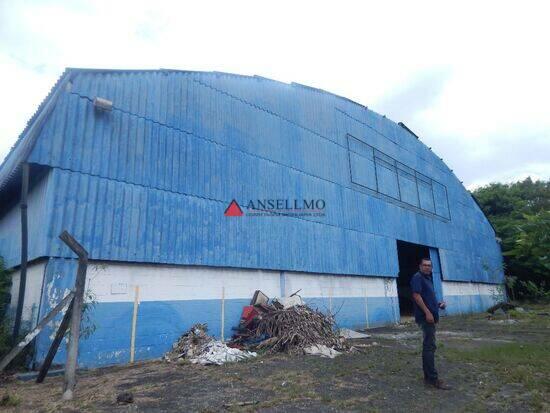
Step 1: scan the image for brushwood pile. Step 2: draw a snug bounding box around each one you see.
[231,294,349,354]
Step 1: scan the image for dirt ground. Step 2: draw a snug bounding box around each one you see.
[1,304,549,413]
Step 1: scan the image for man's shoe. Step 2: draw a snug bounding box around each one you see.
[424,379,452,390]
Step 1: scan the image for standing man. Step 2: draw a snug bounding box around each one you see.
[410,258,451,390]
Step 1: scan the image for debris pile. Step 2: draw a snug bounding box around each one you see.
[252,305,347,353]
[487,302,517,315]
[166,290,371,365]
[486,302,534,324]
[165,323,256,365]
[231,291,348,354]
[165,323,211,360]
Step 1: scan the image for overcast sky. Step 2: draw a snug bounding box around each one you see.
[1,0,548,189]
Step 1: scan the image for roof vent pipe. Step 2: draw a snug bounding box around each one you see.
[93,97,113,111]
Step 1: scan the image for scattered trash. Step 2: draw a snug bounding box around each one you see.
[223,400,259,408]
[272,295,304,309]
[116,392,134,404]
[353,342,379,348]
[304,344,341,358]
[189,341,256,366]
[165,324,211,361]
[370,332,419,340]
[250,290,269,306]
[165,324,256,365]
[489,319,518,325]
[339,328,371,339]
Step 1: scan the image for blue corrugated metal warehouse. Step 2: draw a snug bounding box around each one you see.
[0,68,504,368]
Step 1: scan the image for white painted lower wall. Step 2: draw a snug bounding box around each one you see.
[442,281,502,297]
[442,280,504,315]
[284,271,397,298]
[84,263,398,305]
[86,263,281,303]
[8,260,46,329]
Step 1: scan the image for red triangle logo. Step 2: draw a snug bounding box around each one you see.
[224,199,243,217]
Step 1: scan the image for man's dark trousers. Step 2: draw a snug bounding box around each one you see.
[419,321,438,382]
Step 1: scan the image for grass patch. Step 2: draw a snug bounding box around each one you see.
[444,341,549,410]
[444,342,549,368]
[0,393,20,407]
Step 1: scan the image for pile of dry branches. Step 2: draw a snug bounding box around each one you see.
[250,305,347,353]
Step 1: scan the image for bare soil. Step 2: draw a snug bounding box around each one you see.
[1,304,548,412]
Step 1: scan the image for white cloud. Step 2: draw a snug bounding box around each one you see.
[0,0,549,186]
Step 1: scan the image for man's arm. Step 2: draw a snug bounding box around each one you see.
[412,292,434,323]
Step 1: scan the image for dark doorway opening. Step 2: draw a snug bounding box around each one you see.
[396,240,430,317]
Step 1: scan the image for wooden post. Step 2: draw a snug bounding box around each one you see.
[13,163,29,340]
[365,289,370,329]
[221,286,225,342]
[0,291,74,371]
[59,231,88,401]
[36,297,74,383]
[130,286,140,363]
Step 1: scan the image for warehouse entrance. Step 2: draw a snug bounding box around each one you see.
[396,240,430,317]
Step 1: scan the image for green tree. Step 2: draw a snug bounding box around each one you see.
[472,178,550,299]
[504,211,550,297]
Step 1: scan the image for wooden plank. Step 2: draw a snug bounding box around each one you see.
[130,286,140,363]
[0,291,75,371]
[36,297,74,383]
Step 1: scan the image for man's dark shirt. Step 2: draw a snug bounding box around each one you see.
[410,271,439,324]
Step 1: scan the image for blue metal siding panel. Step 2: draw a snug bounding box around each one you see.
[349,153,377,191]
[41,168,398,276]
[397,170,420,207]
[433,181,450,219]
[0,171,53,267]
[2,69,502,284]
[418,180,435,213]
[375,160,399,199]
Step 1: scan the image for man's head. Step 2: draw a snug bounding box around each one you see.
[419,258,432,275]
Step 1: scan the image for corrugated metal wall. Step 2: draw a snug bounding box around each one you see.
[0,69,502,282]
[0,173,52,265]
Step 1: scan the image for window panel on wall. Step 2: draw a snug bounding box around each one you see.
[375,158,399,199]
[347,135,377,191]
[397,167,419,207]
[349,152,377,190]
[345,133,450,221]
[417,174,435,213]
[432,180,450,219]
[348,135,373,159]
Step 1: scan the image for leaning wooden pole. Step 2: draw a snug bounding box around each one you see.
[36,297,74,383]
[0,291,74,371]
[58,231,88,401]
[13,162,30,340]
